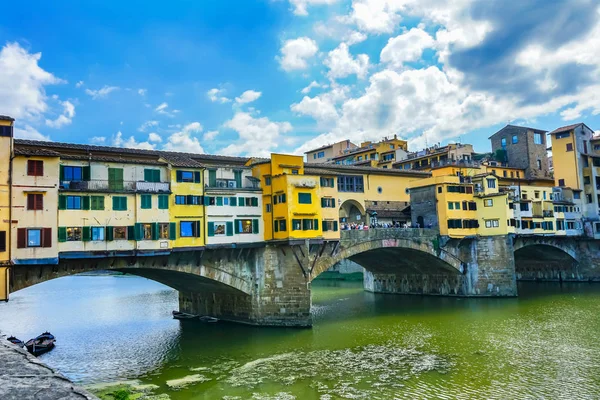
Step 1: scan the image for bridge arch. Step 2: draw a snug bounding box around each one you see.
[339,199,366,223]
[310,229,463,281]
[513,237,579,281]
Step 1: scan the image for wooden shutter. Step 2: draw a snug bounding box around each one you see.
[193,221,201,237]
[226,222,233,236]
[127,226,135,240]
[82,226,91,242]
[36,194,43,210]
[82,166,91,181]
[153,169,161,183]
[176,171,183,182]
[194,171,201,183]
[314,219,319,230]
[41,228,52,247]
[323,221,328,232]
[234,220,241,234]
[230,197,237,206]
[169,222,176,240]
[207,222,215,237]
[209,170,217,187]
[234,171,242,187]
[151,223,159,240]
[216,197,223,206]
[274,221,279,233]
[82,196,90,210]
[252,197,258,207]
[281,194,286,203]
[27,194,34,210]
[57,227,67,243]
[134,223,143,241]
[333,221,338,231]
[17,228,27,248]
[252,219,259,234]
[106,227,114,241]
[59,165,65,181]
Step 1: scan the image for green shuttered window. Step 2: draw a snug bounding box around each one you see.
[91,196,105,210]
[158,195,169,209]
[140,194,152,209]
[144,169,161,183]
[112,196,127,211]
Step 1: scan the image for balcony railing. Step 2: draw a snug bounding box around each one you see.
[61,180,170,193]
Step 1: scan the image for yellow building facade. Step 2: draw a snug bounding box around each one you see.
[0,116,13,301]
[332,136,408,166]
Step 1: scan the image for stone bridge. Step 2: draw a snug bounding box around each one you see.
[7,230,600,327]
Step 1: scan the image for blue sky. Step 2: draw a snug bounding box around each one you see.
[1,0,599,157]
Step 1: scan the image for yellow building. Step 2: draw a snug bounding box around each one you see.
[250,154,324,241]
[0,116,13,301]
[331,136,408,166]
[394,143,474,171]
[408,174,510,238]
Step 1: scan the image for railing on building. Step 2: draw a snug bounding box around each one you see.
[60,180,170,193]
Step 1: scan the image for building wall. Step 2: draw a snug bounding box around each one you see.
[205,191,263,245]
[170,166,205,249]
[490,126,549,179]
[0,120,12,267]
[11,156,60,263]
[318,175,339,240]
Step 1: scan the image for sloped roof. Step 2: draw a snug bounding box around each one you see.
[548,123,594,135]
[488,124,548,139]
[0,115,15,122]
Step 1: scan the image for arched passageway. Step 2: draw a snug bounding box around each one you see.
[514,244,578,281]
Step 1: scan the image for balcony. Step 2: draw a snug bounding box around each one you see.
[60,180,170,193]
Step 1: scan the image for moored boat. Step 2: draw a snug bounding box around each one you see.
[25,332,56,356]
[172,310,198,320]
[6,336,25,348]
[198,316,219,323]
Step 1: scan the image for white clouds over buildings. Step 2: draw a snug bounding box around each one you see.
[235,90,262,104]
[163,122,205,153]
[222,112,292,156]
[324,43,369,80]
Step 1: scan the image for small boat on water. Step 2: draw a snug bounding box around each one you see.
[25,332,56,356]
[199,316,219,323]
[172,310,198,320]
[6,336,25,348]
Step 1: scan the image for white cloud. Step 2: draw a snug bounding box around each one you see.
[301,81,328,94]
[154,102,177,117]
[75,81,84,88]
[291,84,348,123]
[148,132,162,143]
[45,100,75,128]
[14,125,50,141]
[324,43,369,80]
[349,0,403,34]
[289,0,340,16]
[138,88,147,96]
[85,85,119,99]
[222,112,292,156]
[91,136,106,144]
[313,19,367,45]
[277,37,318,72]
[380,28,436,68]
[163,122,205,153]
[138,120,159,132]
[203,130,219,141]
[207,88,231,103]
[235,90,262,104]
[112,131,156,150]
[0,42,64,121]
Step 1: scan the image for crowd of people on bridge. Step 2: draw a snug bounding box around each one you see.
[340,221,424,230]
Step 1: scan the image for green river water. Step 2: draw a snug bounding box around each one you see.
[1,274,600,399]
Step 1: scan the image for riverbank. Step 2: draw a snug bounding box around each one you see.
[0,336,98,400]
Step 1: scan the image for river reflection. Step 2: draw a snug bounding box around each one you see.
[1,275,600,399]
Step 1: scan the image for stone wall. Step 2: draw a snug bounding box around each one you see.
[409,186,439,229]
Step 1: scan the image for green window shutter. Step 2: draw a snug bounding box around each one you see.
[158,195,168,209]
[144,169,152,182]
[252,197,258,207]
[314,219,319,230]
[58,227,67,242]
[252,219,259,234]
[194,171,201,183]
[274,221,279,233]
[204,196,210,205]
[154,169,161,183]
[141,194,151,209]
[323,221,328,232]
[90,196,97,210]
[176,171,183,182]
[112,197,119,211]
[235,220,241,234]
[321,198,326,207]
[82,226,91,242]
[302,219,308,230]
[82,196,90,210]
[106,226,114,241]
[216,197,223,206]
[208,222,215,237]
[230,197,237,206]
[134,223,142,241]
[99,196,105,210]
[282,194,286,203]
[209,170,217,187]
[226,222,233,236]
[333,221,338,231]
[59,165,65,181]
[194,221,201,237]
[122,197,128,210]
[169,222,177,240]
[234,170,242,188]
[186,195,194,205]
[108,168,123,191]
[151,223,159,240]
[58,195,67,210]
[239,197,244,206]
[127,226,136,241]
[82,166,91,181]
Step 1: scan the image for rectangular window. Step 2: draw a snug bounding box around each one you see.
[159,223,170,239]
[158,195,169,209]
[108,168,124,191]
[67,196,82,210]
[140,194,152,209]
[321,198,336,208]
[180,171,194,183]
[265,176,271,186]
[180,221,200,237]
[298,193,312,204]
[144,169,161,183]
[91,227,105,241]
[468,202,477,211]
[28,229,42,247]
[501,138,507,148]
[292,219,302,230]
[574,192,581,199]
[566,143,573,152]
[485,220,499,228]
[66,227,82,241]
[266,203,272,212]
[175,195,186,205]
[322,221,338,232]
[27,160,44,176]
[558,179,565,187]
[519,203,529,211]
[337,176,364,193]
[317,151,325,158]
[587,194,593,203]
[302,219,315,230]
[584,176,591,185]
[512,135,518,144]
[27,193,43,210]
[277,219,286,232]
[142,223,153,240]
[487,178,496,189]
[112,196,127,211]
[237,219,254,234]
[484,199,493,207]
[213,223,226,236]
[320,177,334,188]
[534,133,543,144]
[0,231,5,252]
[63,166,83,181]
[113,226,128,240]
[448,202,454,210]
[534,191,540,199]
[91,196,105,210]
